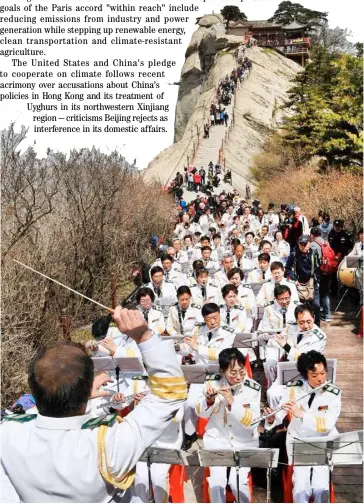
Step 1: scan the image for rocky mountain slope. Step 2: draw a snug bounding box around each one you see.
[144,14,302,194]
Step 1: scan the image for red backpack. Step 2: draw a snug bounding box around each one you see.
[314,239,338,274]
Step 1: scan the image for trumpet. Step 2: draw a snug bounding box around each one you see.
[250,381,331,426]
[205,382,243,399]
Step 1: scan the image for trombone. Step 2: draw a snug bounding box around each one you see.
[250,381,331,426]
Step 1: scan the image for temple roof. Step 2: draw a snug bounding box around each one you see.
[282,21,307,30]
[249,20,281,28]
[228,20,253,28]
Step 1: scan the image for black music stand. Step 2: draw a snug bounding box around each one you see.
[250,282,264,297]
[233,332,255,349]
[139,448,188,503]
[181,364,207,384]
[154,296,176,319]
[92,356,145,392]
[198,448,279,503]
[291,430,363,503]
[277,359,337,386]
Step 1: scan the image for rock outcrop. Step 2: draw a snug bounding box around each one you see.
[143,18,301,192]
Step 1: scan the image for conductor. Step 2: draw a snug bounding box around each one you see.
[1,307,187,502]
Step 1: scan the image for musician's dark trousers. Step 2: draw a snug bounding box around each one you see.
[319,272,331,320]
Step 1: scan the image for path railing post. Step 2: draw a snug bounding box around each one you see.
[60,313,71,341]
[111,272,117,309]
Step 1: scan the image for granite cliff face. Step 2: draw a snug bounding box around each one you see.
[144,15,301,193]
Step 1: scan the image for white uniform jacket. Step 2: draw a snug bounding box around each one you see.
[273,240,291,266]
[152,405,184,450]
[146,280,177,304]
[214,269,230,289]
[0,335,187,503]
[259,300,298,332]
[349,241,364,256]
[179,325,235,365]
[201,259,221,277]
[91,324,141,361]
[199,214,216,235]
[282,323,327,361]
[243,243,259,257]
[164,268,186,289]
[166,303,204,337]
[183,245,195,263]
[221,212,235,228]
[237,284,256,330]
[256,278,300,306]
[211,245,226,262]
[190,244,202,262]
[137,305,166,336]
[259,300,298,361]
[247,267,272,284]
[233,255,252,274]
[174,250,189,265]
[175,222,201,240]
[266,379,341,463]
[195,376,261,449]
[220,304,248,333]
[190,282,221,306]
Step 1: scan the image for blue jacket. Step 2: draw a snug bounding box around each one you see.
[285,248,320,284]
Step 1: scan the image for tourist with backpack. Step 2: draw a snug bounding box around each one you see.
[285,235,321,326]
[310,227,339,322]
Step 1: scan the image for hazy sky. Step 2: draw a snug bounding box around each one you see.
[1,0,361,169]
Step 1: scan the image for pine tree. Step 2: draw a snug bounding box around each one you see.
[268,1,327,31]
[282,48,363,167]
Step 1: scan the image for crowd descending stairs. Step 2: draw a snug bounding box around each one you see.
[182,99,236,203]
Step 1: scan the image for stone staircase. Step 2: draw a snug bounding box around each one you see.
[193,101,234,170]
[181,98,236,203]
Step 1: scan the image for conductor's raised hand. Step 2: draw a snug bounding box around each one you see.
[112,306,151,344]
